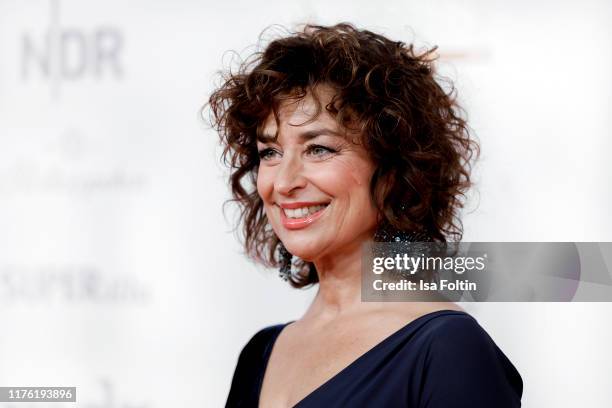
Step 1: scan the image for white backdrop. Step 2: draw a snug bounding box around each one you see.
[0,0,611,407]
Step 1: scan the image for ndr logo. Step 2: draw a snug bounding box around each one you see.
[21,0,123,96]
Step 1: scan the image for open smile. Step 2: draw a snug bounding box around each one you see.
[279,202,330,230]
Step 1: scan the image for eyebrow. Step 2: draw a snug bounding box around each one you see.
[256,127,342,143]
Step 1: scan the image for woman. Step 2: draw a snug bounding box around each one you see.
[209,23,522,408]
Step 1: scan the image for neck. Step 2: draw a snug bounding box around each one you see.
[303,238,371,321]
[299,237,462,325]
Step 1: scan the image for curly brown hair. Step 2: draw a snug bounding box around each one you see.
[207,23,479,288]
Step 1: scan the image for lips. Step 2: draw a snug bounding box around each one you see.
[279,201,329,230]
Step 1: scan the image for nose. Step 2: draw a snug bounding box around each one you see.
[274,151,307,196]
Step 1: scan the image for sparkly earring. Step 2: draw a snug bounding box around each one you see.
[373,222,435,280]
[373,221,431,243]
[278,242,293,281]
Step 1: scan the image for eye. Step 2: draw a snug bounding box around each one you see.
[258,147,281,161]
[305,144,337,158]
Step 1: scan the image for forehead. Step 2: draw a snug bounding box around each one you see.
[261,86,339,136]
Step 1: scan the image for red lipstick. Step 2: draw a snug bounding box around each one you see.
[279,202,329,230]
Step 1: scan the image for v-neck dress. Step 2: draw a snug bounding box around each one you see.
[225,310,523,407]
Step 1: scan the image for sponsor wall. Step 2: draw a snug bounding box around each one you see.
[1,0,611,406]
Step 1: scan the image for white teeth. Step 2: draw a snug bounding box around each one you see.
[283,204,327,219]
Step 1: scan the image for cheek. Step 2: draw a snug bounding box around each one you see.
[256,167,275,203]
[314,157,375,204]
[336,157,374,192]
[336,158,377,224]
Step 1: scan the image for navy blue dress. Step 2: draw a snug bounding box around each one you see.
[225,310,523,407]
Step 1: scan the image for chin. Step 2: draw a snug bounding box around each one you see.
[280,238,326,262]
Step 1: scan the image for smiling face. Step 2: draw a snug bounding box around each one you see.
[256,86,379,262]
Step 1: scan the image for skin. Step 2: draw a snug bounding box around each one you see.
[256,85,461,408]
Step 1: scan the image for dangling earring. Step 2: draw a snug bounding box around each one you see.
[278,242,293,281]
[373,221,431,243]
[373,222,435,281]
